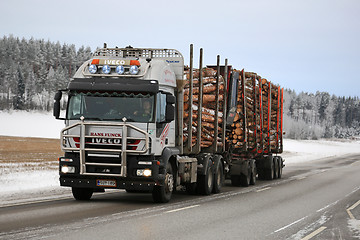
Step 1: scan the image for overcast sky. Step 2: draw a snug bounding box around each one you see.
[1,0,359,97]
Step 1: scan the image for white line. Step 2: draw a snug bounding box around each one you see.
[256,187,271,192]
[166,205,200,213]
[0,196,72,208]
[316,200,339,213]
[0,191,116,208]
[301,226,327,240]
[274,216,307,233]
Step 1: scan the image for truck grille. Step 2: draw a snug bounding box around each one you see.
[61,120,149,177]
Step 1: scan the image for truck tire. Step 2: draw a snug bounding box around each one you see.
[257,169,265,180]
[198,163,213,195]
[250,162,256,185]
[277,157,283,179]
[185,183,197,195]
[273,157,279,179]
[264,156,274,180]
[72,187,93,201]
[152,163,174,203]
[231,175,241,187]
[212,158,224,194]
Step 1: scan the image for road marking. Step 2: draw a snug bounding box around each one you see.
[256,187,271,192]
[0,191,116,208]
[0,196,73,208]
[274,216,307,233]
[346,200,360,219]
[297,176,307,180]
[350,160,360,166]
[166,204,200,213]
[316,200,339,213]
[301,226,327,240]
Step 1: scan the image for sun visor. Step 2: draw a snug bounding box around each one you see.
[68,78,159,93]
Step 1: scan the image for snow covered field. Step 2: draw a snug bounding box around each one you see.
[1,110,360,206]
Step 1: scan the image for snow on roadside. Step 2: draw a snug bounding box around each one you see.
[282,139,360,165]
[0,110,64,139]
[1,110,360,204]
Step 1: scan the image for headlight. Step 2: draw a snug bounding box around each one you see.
[102,65,111,74]
[136,169,152,177]
[116,65,125,75]
[129,65,139,75]
[61,165,75,174]
[89,64,97,74]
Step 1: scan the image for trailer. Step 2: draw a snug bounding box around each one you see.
[54,44,284,203]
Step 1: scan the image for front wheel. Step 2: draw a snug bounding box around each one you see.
[152,163,174,203]
[72,187,93,201]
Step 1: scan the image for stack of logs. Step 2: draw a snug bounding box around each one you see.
[226,71,281,152]
[183,68,224,148]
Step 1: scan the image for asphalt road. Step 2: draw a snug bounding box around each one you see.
[1,154,360,240]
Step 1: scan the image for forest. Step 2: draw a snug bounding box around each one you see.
[0,35,359,139]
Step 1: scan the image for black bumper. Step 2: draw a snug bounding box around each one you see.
[60,176,161,191]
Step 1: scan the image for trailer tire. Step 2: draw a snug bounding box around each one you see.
[152,163,174,203]
[273,158,279,179]
[257,169,265,180]
[198,164,213,195]
[213,159,224,194]
[231,175,241,187]
[250,164,256,185]
[72,187,93,201]
[185,183,197,195]
[277,157,283,179]
[264,156,274,180]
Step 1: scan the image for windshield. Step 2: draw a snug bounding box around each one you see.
[67,92,155,122]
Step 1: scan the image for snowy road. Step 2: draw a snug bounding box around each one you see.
[1,154,360,239]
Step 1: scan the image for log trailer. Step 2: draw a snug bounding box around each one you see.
[54,44,284,203]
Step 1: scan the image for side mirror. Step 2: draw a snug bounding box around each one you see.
[165,94,175,122]
[166,95,176,104]
[53,91,62,119]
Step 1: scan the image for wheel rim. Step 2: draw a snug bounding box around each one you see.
[165,172,174,193]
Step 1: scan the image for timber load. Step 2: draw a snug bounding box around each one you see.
[226,70,283,156]
[182,66,283,157]
[183,68,225,149]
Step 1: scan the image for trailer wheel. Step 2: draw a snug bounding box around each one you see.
[231,175,241,187]
[152,163,174,203]
[72,187,93,201]
[277,157,283,179]
[213,160,224,194]
[185,183,197,195]
[273,158,279,179]
[264,156,274,180]
[198,164,213,195]
[250,164,256,185]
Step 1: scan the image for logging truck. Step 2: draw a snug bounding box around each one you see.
[53,44,284,203]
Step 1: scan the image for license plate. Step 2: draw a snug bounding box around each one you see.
[96,179,116,187]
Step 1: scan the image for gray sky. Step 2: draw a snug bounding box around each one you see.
[1,0,359,97]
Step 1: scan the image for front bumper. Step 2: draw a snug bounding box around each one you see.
[60,176,158,191]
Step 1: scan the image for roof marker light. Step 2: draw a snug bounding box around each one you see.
[130,60,141,66]
[102,65,111,74]
[91,59,100,65]
[89,64,97,74]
